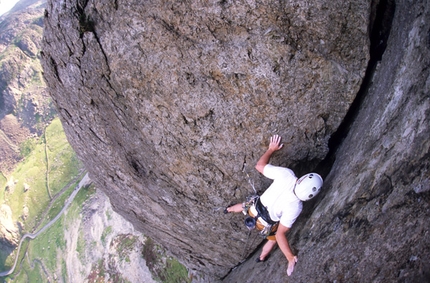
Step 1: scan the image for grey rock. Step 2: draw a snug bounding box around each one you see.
[224,0,430,281]
[39,0,429,280]
[0,204,19,248]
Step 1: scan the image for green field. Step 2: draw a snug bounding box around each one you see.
[0,118,84,277]
[1,118,83,235]
[0,118,190,283]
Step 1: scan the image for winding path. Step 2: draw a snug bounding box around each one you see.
[0,173,91,277]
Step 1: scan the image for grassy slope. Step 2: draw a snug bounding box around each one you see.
[0,119,190,283]
[0,118,83,272]
[0,4,189,282]
[2,118,82,235]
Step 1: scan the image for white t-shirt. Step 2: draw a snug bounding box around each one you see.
[259,164,302,228]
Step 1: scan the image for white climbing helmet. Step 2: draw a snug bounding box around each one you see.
[294,173,323,201]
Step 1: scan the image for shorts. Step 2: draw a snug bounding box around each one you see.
[248,205,279,241]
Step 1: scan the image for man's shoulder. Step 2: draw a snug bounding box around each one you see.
[264,164,296,179]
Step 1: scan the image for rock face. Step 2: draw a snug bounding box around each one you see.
[224,0,430,282]
[0,204,19,248]
[63,188,157,283]
[41,0,429,281]
[41,0,369,278]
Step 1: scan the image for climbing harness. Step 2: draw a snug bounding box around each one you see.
[236,166,280,260]
[242,166,279,238]
[239,196,279,261]
[243,196,279,238]
[242,194,259,215]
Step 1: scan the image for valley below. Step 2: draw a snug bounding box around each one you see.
[1,0,429,282]
[0,1,190,282]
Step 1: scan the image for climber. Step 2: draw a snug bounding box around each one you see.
[225,134,323,276]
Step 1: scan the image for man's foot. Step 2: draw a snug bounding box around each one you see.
[224,203,243,214]
[255,254,270,263]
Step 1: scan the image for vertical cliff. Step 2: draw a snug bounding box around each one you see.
[224,0,430,281]
[41,0,429,281]
[41,0,369,278]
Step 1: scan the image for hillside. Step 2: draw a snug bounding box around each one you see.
[0,0,53,173]
[1,2,190,282]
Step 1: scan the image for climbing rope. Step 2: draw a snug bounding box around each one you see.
[240,229,252,261]
[243,164,257,195]
[238,165,261,261]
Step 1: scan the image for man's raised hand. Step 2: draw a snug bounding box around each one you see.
[269,134,284,151]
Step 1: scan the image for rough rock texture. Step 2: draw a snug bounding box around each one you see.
[224,0,430,281]
[0,177,20,248]
[41,0,430,280]
[42,0,369,278]
[63,188,157,283]
[0,204,19,248]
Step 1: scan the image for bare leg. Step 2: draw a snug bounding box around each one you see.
[258,240,277,261]
[226,203,243,213]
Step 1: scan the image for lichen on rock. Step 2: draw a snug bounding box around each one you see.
[41,0,372,279]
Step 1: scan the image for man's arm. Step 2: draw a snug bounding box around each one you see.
[275,223,298,276]
[255,135,283,174]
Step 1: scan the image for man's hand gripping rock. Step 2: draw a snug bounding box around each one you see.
[287,255,298,276]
